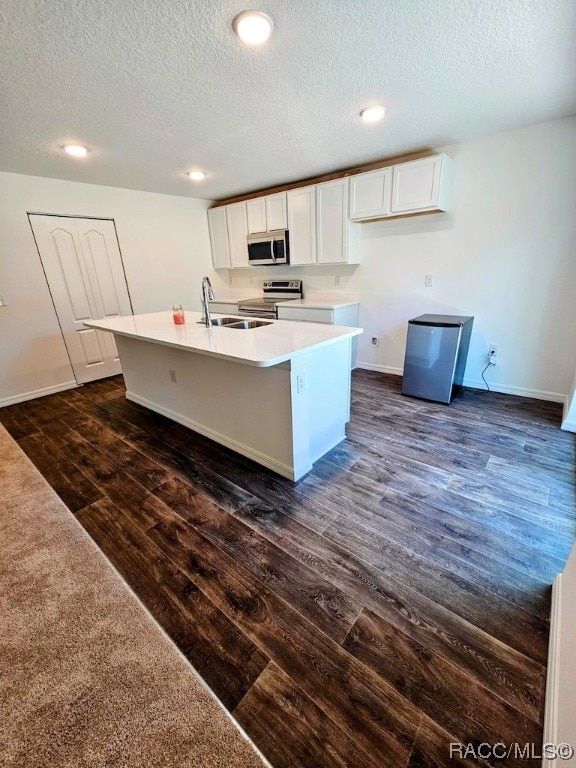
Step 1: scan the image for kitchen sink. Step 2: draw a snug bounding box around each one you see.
[226,320,272,329]
[197,317,242,326]
[196,317,272,329]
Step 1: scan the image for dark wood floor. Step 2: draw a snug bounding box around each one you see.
[2,371,575,768]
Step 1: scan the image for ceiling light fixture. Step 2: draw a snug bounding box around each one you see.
[188,170,206,181]
[232,10,273,45]
[63,144,89,157]
[360,105,387,124]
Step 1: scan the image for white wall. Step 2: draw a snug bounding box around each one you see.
[0,171,222,405]
[2,117,575,406]
[229,116,576,402]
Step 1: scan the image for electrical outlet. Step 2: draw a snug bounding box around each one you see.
[0,293,6,307]
[425,274,434,288]
[169,369,177,383]
[334,275,341,287]
[296,373,306,394]
[488,344,498,367]
[371,337,379,347]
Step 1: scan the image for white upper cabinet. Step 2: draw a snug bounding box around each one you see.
[287,186,316,266]
[391,154,452,214]
[247,192,287,233]
[265,192,288,231]
[208,207,231,269]
[226,202,249,268]
[349,168,392,220]
[208,153,452,268]
[246,198,267,234]
[316,178,359,265]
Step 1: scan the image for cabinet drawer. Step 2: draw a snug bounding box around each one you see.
[277,307,334,323]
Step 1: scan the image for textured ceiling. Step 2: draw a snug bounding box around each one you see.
[1,0,575,200]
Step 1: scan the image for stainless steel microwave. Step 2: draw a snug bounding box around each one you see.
[246,230,289,266]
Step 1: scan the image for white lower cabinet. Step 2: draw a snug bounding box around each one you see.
[226,202,249,268]
[277,304,358,326]
[277,303,360,367]
[287,186,316,265]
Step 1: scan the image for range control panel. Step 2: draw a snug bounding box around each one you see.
[262,280,303,299]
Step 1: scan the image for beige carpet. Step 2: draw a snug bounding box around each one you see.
[0,424,268,768]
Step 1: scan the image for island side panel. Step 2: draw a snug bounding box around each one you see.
[115,335,303,479]
[290,339,352,467]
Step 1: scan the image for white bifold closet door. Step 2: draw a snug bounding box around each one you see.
[30,215,133,384]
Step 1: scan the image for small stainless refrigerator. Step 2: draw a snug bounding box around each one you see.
[402,314,474,404]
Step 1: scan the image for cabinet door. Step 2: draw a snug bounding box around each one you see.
[208,207,231,268]
[287,187,316,265]
[246,198,267,234]
[226,203,249,268]
[265,192,287,231]
[316,179,348,264]
[391,156,443,213]
[349,168,391,220]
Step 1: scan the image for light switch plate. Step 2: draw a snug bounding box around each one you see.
[0,293,7,307]
[424,274,434,287]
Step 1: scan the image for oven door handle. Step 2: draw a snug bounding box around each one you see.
[238,310,276,319]
[270,237,276,263]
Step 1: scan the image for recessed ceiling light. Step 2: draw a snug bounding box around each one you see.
[63,144,89,157]
[233,10,273,45]
[360,105,387,124]
[188,170,206,181]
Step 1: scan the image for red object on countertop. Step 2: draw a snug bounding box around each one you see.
[172,304,185,324]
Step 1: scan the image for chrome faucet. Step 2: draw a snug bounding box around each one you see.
[201,276,215,327]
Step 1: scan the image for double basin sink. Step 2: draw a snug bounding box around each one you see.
[199,317,272,330]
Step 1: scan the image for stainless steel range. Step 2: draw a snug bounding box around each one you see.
[237,280,303,319]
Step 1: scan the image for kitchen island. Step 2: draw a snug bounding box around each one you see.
[83,312,362,481]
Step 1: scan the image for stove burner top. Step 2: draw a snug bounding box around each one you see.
[237,280,303,318]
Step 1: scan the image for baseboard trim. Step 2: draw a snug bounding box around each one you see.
[463,379,566,404]
[0,380,77,408]
[126,391,301,481]
[355,365,566,404]
[356,362,403,376]
[542,573,562,768]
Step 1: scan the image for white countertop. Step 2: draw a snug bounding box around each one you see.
[209,297,242,305]
[84,312,363,368]
[210,293,359,309]
[280,294,359,310]
[209,294,256,305]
